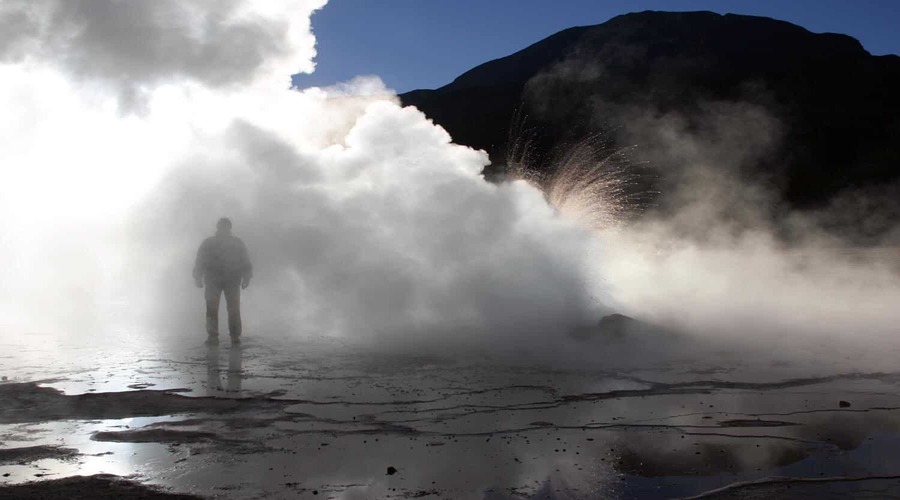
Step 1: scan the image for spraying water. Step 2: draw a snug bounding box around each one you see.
[503,113,653,231]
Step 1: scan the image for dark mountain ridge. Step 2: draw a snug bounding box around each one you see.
[401,11,900,231]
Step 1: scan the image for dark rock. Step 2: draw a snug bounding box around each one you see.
[839,400,851,408]
[719,419,797,427]
[407,490,440,498]
[91,429,216,443]
[0,381,290,425]
[0,474,203,499]
[597,314,635,338]
[386,466,398,475]
[0,445,78,465]
[572,312,678,340]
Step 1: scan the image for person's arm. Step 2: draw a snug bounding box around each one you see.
[193,240,207,287]
[239,240,252,288]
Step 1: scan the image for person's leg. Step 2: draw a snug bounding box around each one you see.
[205,282,222,340]
[223,281,242,341]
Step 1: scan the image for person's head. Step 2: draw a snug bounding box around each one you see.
[216,217,232,233]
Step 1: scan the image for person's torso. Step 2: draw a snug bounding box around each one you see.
[203,234,245,280]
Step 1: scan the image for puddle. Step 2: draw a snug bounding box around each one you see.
[0,416,190,485]
[4,334,900,498]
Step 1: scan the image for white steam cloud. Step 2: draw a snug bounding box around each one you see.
[597,101,900,360]
[0,0,603,350]
[0,0,321,108]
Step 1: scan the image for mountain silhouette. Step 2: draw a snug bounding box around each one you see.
[400,11,900,228]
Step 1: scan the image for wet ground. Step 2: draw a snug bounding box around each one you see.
[3,330,900,499]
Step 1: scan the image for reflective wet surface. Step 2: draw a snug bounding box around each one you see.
[3,331,900,499]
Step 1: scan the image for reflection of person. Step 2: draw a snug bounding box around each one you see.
[193,218,252,345]
[205,343,243,394]
[205,343,221,394]
[226,344,243,392]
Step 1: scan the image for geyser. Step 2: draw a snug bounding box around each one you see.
[503,120,652,231]
[0,0,606,351]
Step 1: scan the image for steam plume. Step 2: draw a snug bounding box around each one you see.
[0,0,604,352]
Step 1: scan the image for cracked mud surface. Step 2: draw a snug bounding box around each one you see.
[3,332,900,498]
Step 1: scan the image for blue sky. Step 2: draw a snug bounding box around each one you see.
[294,0,900,93]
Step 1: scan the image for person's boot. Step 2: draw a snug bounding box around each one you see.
[205,335,219,346]
[230,336,241,345]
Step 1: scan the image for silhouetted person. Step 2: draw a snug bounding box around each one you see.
[193,218,252,345]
